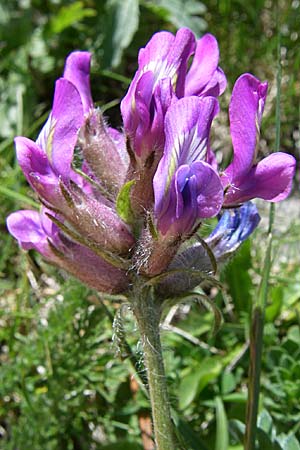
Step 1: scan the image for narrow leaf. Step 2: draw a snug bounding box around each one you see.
[215,396,229,450]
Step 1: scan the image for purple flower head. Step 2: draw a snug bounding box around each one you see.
[222,73,296,205]
[6,209,129,294]
[13,52,135,256]
[153,96,223,237]
[121,28,226,159]
[206,201,261,259]
[7,31,297,293]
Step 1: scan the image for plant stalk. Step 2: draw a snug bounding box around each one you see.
[244,4,281,447]
[132,287,176,450]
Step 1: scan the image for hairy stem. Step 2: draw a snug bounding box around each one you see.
[132,287,176,450]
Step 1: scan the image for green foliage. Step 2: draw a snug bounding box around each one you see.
[231,410,300,450]
[143,0,207,35]
[102,0,140,68]
[48,2,97,34]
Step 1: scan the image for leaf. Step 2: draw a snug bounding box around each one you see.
[215,397,229,450]
[257,409,273,434]
[221,371,236,395]
[276,434,300,450]
[102,0,139,68]
[179,358,222,409]
[222,240,253,313]
[49,2,96,34]
[172,412,210,450]
[116,180,135,225]
[256,428,275,450]
[229,419,245,445]
[178,369,201,410]
[222,392,247,403]
[144,0,207,35]
[265,285,283,322]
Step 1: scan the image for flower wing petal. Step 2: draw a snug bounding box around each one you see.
[185,33,222,96]
[224,152,296,205]
[224,73,268,183]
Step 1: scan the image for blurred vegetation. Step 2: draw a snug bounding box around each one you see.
[0,0,299,449]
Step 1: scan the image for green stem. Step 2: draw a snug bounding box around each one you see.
[244,305,266,450]
[244,234,272,450]
[244,5,281,447]
[132,287,176,450]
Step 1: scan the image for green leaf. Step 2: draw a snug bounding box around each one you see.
[265,285,283,322]
[144,0,207,35]
[276,435,300,450]
[222,240,253,313]
[256,428,275,450]
[257,409,273,434]
[116,180,135,225]
[215,397,229,450]
[222,392,247,403]
[178,369,201,410]
[229,419,245,445]
[221,371,236,395]
[49,2,96,34]
[172,413,210,450]
[179,358,222,409]
[102,0,139,68]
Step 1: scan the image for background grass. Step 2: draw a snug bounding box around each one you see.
[0,0,299,448]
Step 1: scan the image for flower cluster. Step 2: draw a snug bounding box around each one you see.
[7,28,296,295]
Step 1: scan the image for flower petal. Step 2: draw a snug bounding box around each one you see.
[207,202,260,258]
[224,73,268,183]
[224,152,296,205]
[199,67,227,97]
[156,161,223,236]
[193,161,224,218]
[153,96,218,215]
[185,33,223,96]
[49,78,84,178]
[137,27,195,98]
[6,210,52,258]
[63,51,93,114]
[121,28,195,157]
[14,136,61,205]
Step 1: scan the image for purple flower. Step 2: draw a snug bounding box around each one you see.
[14,52,135,256]
[121,28,226,159]
[16,52,91,203]
[6,209,129,294]
[222,73,296,205]
[153,96,224,237]
[7,29,297,291]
